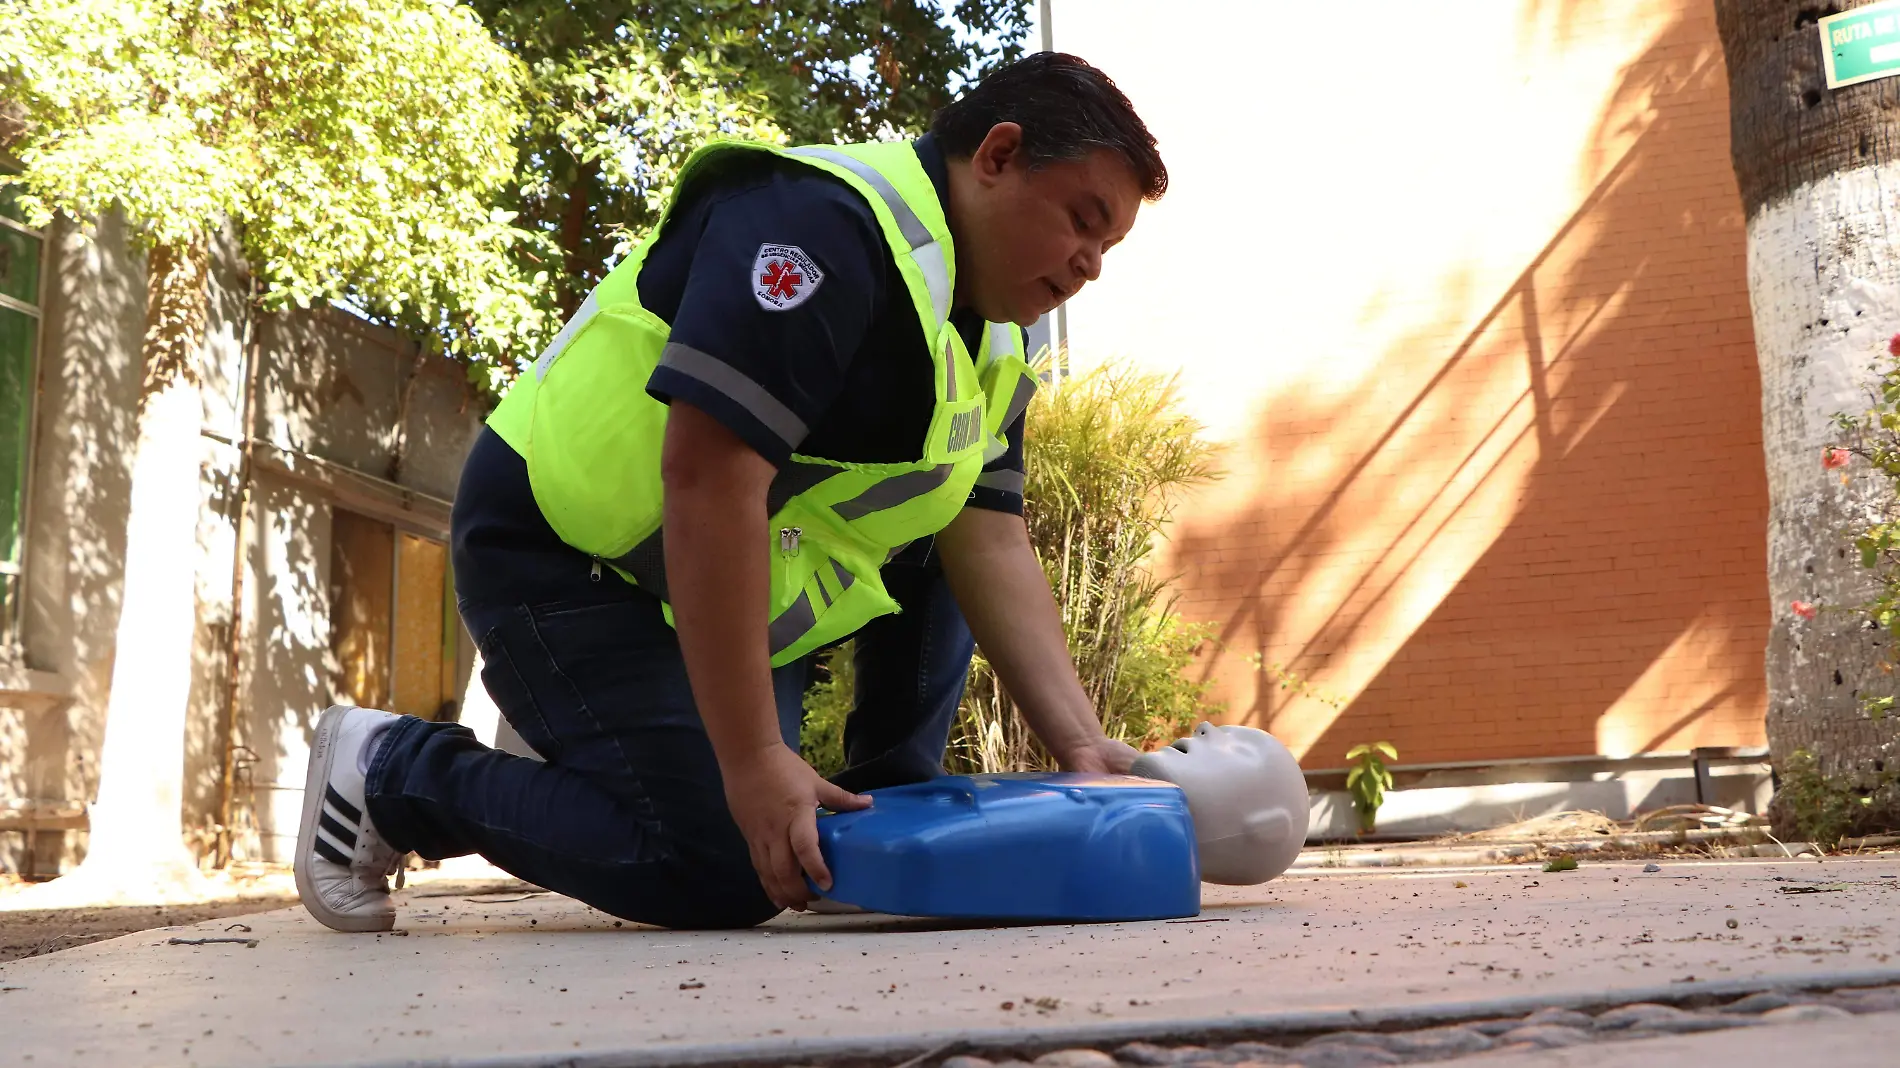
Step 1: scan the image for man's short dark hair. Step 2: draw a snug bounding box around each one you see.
[931,52,1168,201]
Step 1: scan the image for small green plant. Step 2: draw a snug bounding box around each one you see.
[1827,333,1900,721]
[1775,747,1872,849]
[1345,741,1397,834]
[1543,856,1578,872]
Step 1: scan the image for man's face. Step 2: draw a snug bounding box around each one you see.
[949,123,1143,327]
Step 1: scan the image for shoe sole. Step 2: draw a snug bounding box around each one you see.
[295,705,395,933]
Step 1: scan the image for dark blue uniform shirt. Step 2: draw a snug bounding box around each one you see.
[453,135,1026,606]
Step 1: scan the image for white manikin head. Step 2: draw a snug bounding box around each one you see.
[1130,722,1310,885]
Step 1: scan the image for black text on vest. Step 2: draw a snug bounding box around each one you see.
[947,408,982,453]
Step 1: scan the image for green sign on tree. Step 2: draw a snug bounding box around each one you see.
[1821,2,1900,89]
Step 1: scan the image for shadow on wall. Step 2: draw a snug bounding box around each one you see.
[1,197,486,871]
[238,482,335,860]
[234,308,483,862]
[5,211,146,872]
[182,227,253,860]
[1172,4,1769,766]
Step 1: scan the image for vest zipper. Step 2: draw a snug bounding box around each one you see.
[779,527,802,556]
[589,556,602,583]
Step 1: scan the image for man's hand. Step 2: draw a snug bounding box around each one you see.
[722,743,873,911]
[1056,736,1142,775]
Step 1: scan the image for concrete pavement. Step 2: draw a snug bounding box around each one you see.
[1,857,1897,1066]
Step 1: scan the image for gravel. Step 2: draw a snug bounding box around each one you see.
[933,982,1900,1068]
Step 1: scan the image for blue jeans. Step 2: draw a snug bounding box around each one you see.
[363,542,976,930]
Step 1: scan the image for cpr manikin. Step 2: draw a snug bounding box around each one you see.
[1130,722,1310,885]
[809,721,1312,919]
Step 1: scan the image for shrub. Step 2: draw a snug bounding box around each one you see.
[800,356,1225,776]
[948,357,1224,772]
[799,642,854,780]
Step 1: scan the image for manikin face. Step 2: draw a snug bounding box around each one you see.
[1130,723,1311,885]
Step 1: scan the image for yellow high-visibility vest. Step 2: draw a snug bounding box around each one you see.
[486,140,1036,665]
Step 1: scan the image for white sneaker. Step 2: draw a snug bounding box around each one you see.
[295,705,405,932]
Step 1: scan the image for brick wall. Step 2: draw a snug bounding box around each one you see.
[1052,0,1767,764]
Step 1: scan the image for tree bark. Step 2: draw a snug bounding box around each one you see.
[558,156,597,322]
[2,238,214,907]
[1718,1,1900,829]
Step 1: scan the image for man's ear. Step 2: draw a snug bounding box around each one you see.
[969,121,1025,187]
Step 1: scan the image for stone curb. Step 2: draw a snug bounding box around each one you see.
[1289,831,1823,869]
[313,966,1900,1068]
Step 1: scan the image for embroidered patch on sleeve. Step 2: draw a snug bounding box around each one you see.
[752,243,825,311]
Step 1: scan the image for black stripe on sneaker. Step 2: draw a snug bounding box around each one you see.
[318,811,358,850]
[312,835,350,866]
[323,784,362,825]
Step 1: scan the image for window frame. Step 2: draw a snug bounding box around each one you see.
[0,172,48,657]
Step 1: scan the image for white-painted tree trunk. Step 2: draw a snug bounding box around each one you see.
[1745,160,1900,787]
[1,241,212,909]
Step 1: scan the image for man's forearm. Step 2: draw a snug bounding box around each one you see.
[662,405,781,768]
[934,507,1105,758]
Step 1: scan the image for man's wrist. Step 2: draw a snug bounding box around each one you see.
[1042,718,1108,763]
[704,718,787,772]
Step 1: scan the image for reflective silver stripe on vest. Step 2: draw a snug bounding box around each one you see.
[767,459,840,516]
[974,469,1024,496]
[982,434,1009,465]
[533,289,602,379]
[786,146,952,327]
[816,559,856,608]
[984,322,1015,375]
[660,342,810,448]
[768,589,816,655]
[999,373,1037,431]
[831,464,956,521]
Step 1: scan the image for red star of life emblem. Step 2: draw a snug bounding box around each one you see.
[761,259,802,301]
[753,242,824,311]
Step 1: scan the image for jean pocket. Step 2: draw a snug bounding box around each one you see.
[476,623,564,761]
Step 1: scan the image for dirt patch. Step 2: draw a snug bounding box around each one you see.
[0,893,298,963]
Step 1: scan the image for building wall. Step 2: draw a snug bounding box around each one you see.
[0,212,486,873]
[1050,0,1768,765]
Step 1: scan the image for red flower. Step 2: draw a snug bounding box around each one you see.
[1825,448,1852,469]
[1792,600,1817,620]
[1890,333,1900,358]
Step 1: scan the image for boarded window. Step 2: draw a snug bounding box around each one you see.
[330,510,461,719]
[0,178,44,649]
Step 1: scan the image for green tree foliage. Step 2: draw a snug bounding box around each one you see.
[0,0,545,367]
[469,0,1030,320]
